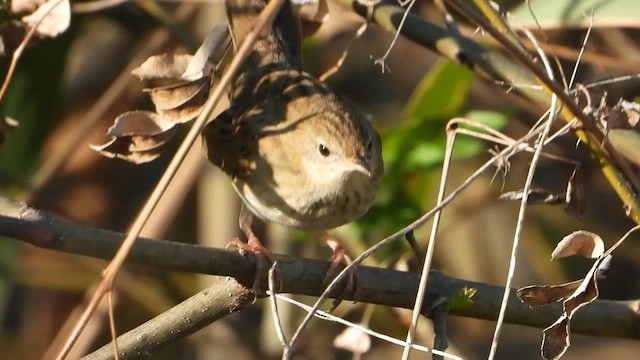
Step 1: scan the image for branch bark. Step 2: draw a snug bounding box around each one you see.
[1,195,639,346]
[81,276,253,360]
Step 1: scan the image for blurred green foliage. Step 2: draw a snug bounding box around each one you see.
[355,59,507,255]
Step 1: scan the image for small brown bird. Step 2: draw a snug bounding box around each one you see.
[202,0,383,288]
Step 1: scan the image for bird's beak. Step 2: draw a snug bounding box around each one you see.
[347,156,371,178]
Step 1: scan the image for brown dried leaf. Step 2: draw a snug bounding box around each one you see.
[183,25,228,81]
[132,54,196,81]
[90,111,176,164]
[539,254,603,359]
[565,165,585,218]
[604,99,640,166]
[552,231,605,259]
[499,188,564,205]
[146,77,209,112]
[613,99,640,128]
[516,280,582,306]
[21,0,71,38]
[0,116,19,143]
[541,315,570,360]
[154,80,210,124]
[563,260,600,316]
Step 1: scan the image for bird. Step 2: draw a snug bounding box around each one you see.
[201,0,383,294]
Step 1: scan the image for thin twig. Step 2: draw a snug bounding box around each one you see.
[373,0,415,73]
[488,16,558,358]
[522,0,569,90]
[267,263,289,354]
[400,111,455,359]
[276,294,463,359]
[107,290,120,360]
[319,21,368,81]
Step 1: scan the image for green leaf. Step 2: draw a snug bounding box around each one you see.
[448,287,477,312]
[403,58,475,124]
[464,109,508,130]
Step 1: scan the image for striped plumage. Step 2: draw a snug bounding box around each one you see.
[202,0,383,231]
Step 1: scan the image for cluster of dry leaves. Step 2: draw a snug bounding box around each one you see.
[90,52,216,163]
[516,229,625,360]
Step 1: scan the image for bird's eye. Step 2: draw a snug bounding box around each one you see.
[318,144,330,157]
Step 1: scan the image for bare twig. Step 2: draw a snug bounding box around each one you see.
[372,0,415,73]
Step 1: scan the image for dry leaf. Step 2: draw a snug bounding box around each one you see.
[499,188,564,205]
[564,165,585,218]
[183,25,228,81]
[552,231,605,260]
[146,77,210,124]
[21,0,71,38]
[602,99,640,166]
[562,263,600,316]
[90,111,176,164]
[132,54,198,81]
[537,251,605,359]
[541,316,570,360]
[516,280,582,306]
[617,99,640,128]
[333,326,371,354]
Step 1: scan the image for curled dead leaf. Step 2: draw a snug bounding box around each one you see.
[516,280,582,307]
[552,231,605,260]
[541,315,570,360]
[183,25,229,81]
[146,77,211,124]
[90,111,176,164]
[132,54,198,81]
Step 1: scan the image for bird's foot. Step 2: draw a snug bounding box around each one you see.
[228,235,274,298]
[323,236,358,311]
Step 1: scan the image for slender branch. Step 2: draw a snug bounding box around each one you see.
[1,196,639,342]
[82,276,253,360]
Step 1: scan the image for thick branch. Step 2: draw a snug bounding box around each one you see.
[1,196,639,341]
